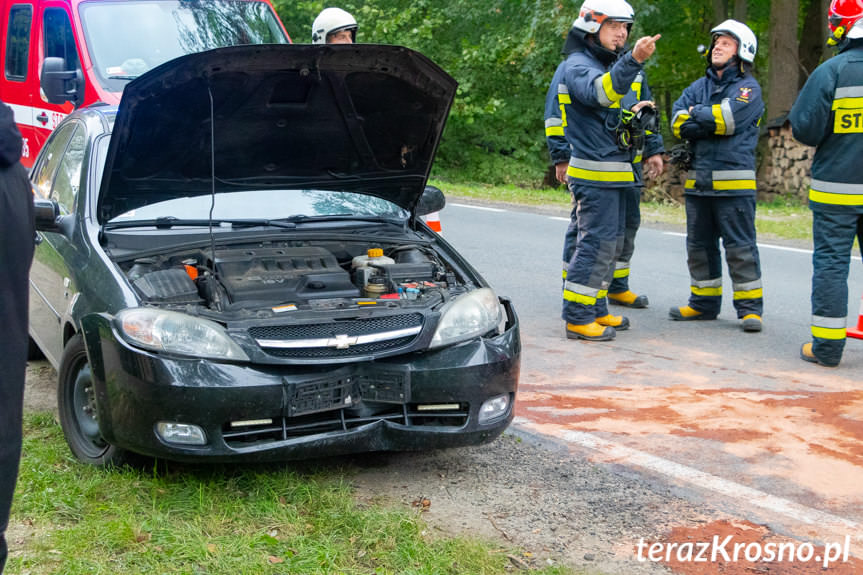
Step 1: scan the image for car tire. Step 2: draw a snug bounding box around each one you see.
[57,333,129,467]
[27,335,45,361]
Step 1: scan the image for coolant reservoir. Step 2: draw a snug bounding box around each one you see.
[351,248,395,269]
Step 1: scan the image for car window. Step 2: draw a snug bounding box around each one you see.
[31,122,76,200]
[43,7,81,79]
[52,124,86,214]
[5,4,32,81]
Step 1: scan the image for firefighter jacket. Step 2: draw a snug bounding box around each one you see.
[546,55,664,181]
[559,46,649,187]
[788,40,863,214]
[671,64,763,196]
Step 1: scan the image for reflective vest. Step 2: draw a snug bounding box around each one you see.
[789,41,863,213]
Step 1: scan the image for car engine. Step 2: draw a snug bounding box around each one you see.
[121,241,461,315]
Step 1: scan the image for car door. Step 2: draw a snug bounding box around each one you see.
[28,118,85,366]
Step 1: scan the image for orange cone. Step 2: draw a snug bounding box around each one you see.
[849,292,863,340]
[424,211,443,234]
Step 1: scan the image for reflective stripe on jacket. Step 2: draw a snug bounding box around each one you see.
[671,66,763,196]
[544,60,571,165]
[789,41,863,213]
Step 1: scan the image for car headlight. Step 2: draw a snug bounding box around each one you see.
[116,308,249,361]
[429,287,504,349]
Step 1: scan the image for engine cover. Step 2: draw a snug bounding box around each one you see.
[214,246,359,303]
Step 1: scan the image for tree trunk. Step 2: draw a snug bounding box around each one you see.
[733,0,747,21]
[767,0,800,120]
[798,0,828,86]
[714,0,729,22]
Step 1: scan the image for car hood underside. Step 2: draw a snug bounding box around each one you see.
[98,44,458,223]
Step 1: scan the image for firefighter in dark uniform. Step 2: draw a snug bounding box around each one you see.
[669,20,765,333]
[0,101,35,573]
[789,0,863,367]
[546,23,664,311]
[559,0,661,341]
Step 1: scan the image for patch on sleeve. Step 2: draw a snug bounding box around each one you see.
[736,87,752,103]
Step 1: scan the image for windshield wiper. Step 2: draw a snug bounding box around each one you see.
[103,217,297,230]
[285,214,404,225]
[107,75,139,80]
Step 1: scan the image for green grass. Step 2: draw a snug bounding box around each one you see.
[9,413,572,575]
[431,178,816,243]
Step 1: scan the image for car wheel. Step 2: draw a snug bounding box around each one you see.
[27,336,44,361]
[57,333,128,467]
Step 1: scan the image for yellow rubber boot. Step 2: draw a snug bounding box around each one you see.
[565,322,616,341]
[741,314,762,332]
[800,342,839,367]
[607,290,649,309]
[596,314,630,331]
[668,305,718,321]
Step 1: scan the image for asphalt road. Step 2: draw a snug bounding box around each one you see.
[438,197,863,555]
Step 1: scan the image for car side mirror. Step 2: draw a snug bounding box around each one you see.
[33,198,63,233]
[41,57,84,107]
[416,185,446,217]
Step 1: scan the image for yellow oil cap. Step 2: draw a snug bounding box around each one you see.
[367,248,384,258]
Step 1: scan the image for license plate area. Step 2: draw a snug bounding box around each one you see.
[285,366,410,417]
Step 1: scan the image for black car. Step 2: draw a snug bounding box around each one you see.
[27,44,520,466]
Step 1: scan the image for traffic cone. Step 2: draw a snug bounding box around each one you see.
[848,292,863,340]
[424,211,443,235]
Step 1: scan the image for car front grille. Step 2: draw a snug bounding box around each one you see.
[249,313,424,359]
[221,403,469,448]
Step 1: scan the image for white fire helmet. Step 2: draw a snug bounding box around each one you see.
[710,19,757,63]
[312,7,357,45]
[572,0,635,35]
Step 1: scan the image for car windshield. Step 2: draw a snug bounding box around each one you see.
[80,1,288,92]
[108,190,409,224]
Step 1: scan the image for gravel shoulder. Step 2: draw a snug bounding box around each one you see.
[22,359,722,574]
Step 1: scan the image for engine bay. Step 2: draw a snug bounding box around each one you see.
[119,240,467,315]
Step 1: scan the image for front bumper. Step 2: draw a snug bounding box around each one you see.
[80,301,520,462]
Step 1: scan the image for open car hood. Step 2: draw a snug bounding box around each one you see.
[98,44,457,223]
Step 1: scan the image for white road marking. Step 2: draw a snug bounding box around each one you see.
[556,427,862,542]
[549,216,570,222]
[664,230,862,260]
[448,203,506,212]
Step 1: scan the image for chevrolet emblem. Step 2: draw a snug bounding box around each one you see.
[329,334,356,349]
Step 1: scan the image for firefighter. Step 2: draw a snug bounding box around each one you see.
[559,0,661,341]
[0,101,35,574]
[789,0,863,367]
[311,7,357,45]
[546,22,664,310]
[669,20,764,332]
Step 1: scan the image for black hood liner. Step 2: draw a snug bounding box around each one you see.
[98,44,457,223]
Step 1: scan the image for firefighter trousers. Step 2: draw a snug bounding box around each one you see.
[562,185,625,325]
[684,195,763,317]
[810,210,863,365]
[563,186,639,293]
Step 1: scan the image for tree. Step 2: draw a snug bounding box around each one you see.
[798,0,828,87]
[767,0,800,120]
